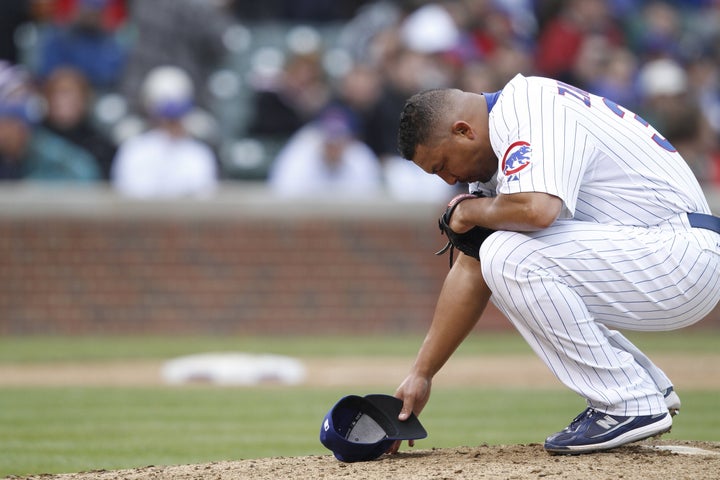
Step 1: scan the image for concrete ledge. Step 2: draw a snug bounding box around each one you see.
[0,183,443,221]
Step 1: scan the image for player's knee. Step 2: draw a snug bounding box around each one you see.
[479,230,520,290]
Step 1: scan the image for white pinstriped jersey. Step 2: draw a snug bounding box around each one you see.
[471,74,712,226]
[469,74,720,417]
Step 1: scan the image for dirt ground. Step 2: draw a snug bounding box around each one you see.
[2,354,719,480]
[6,441,720,480]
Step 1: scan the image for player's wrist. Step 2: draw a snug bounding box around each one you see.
[409,362,436,381]
[448,201,474,232]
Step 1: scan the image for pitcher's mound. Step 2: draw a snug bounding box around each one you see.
[12,440,720,480]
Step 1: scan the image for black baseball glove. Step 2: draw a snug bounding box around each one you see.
[436,192,495,267]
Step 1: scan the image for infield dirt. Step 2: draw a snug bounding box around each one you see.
[7,440,720,480]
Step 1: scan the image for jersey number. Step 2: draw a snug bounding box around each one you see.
[557,81,676,152]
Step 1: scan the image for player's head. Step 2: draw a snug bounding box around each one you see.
[397,88,496,185]
[397,88,457,162]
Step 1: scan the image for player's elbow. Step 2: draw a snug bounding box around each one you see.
[522,194,562,230]
[531,206,560,229]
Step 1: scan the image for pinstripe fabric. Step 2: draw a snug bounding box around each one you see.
[482,75,712,224]
[472,75,720,416]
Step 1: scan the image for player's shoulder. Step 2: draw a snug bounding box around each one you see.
[492,75,551,113]
[501,74,559,96]
[496,75,585,118]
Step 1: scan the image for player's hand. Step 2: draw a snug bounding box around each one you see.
[387,373,432,454]
[447,200,474,233]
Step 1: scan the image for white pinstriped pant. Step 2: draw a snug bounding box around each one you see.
[480,220,720,416]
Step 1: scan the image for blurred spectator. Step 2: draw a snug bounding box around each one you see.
[41,66,117,180]
[0,0,54,64]
[534,0,624,88]
[36,0,128,90]
[637,58,718,183]
[452,0,536,86]
[119,0,236,113]
[336,1,405,64]
[268,107,382,198]
[0,60,101,182]
[399,2,462,55]
[626,1,684,62]
[234,0,365,22]
[686,53,720,139]
[454,0,535,68]
[484,39,534,87]
[52,0,127,31]
[247,50,332,141]
[111,66,218,198]
[585,46,640,111]
[328,63,383,151]
[0,1,30,64]
[455,60,501,94]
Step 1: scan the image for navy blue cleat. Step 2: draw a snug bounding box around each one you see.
[544,408,672,454]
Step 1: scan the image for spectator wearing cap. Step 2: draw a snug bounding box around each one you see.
[268,107,382,198]
[0,60,101,182]
[110,65,218,198]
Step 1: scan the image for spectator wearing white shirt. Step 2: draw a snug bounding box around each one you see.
[111,65,218,198]
[268,107,382,198]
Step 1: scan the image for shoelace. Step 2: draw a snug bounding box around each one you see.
[434,239,456,268]
[566,408,595,431]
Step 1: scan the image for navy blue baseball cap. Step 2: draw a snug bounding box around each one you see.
[319,394,427,462]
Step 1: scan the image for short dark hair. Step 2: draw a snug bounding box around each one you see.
[397,88,455,160]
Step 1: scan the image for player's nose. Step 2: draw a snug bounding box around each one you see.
[438,171,458,185]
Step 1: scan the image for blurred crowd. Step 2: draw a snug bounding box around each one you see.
[1,0,719,200]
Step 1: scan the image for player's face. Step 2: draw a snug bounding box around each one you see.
[413,123,497,185]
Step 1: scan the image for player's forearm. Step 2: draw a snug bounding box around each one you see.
[411,255,491,379]
[454,192,562,232]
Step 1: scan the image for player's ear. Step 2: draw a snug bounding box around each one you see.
[451,121,475,140]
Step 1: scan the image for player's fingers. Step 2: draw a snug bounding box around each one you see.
[399,402,414,421]
[387,440,402,454]
[396,391,415,421]
[386,438,414,456]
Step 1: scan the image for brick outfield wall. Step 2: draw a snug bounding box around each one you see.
[1,186,718,335]
[0,186,512,335]
[1,216,492,335]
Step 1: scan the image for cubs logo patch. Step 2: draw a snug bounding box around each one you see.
[502,141,531,177]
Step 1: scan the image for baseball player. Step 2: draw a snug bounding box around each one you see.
[392,74,720,454]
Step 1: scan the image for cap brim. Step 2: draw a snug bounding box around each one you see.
[363,394,427,440]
